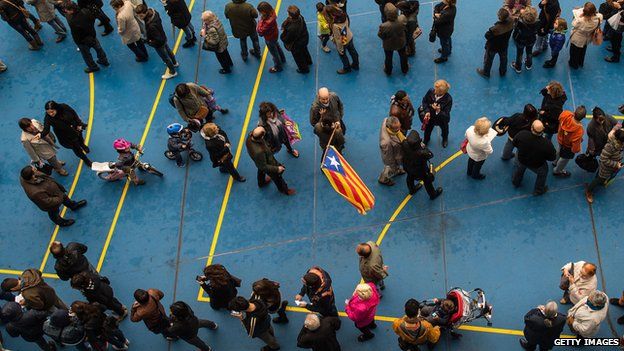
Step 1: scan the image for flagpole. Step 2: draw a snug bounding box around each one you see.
[321,124,339,165]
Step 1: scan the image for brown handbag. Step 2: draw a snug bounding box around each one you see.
[194,105,209,120]
[559,262,575,291]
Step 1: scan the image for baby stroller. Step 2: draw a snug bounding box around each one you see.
[421,287,493,338]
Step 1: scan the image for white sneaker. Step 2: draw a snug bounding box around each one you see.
[161,71,178,79]
[174,62,179,67]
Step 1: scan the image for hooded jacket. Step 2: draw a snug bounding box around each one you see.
[378,3,407,51]
[484,17,514,51]
[224,0,258,38]
[586,109,617,156]
[392,316,440,346]
[298,267,337,317]
[43,309,86,346]
[2,302,49,342]
[598,129,624,179]
[296,316,342,351]
[53,242,90,281]
[20,268,67,311]
[144,9,168,47]
[556,111,583,153]
[345,282,380,328]
[539,88,567,135]
[401,130,433,179]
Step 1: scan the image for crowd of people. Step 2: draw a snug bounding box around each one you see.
[3,0,624,349]
[0,241,622,351]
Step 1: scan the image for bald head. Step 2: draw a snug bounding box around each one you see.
[531,120,544,134]
[252,126,266,139]
[318,88,330,106]
[356,243,372,257]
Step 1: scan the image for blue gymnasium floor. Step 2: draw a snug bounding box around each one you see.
[2,0,624,349]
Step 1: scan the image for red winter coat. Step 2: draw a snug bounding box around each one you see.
[257,12,278,42]
[557,111,584,153]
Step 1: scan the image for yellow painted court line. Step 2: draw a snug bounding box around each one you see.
[94,0,197,273]
[196,0,283,302]
[284,306,575,338]
[376,150,463,247]
[38,73,96,273]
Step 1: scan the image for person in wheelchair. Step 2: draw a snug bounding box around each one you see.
[419,298,457,328]
[112,138,145,185]
[166,123,193,167]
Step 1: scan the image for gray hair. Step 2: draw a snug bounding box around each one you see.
[588,290,607,307]
[386,116,400,128]
[304,313,321,331]
[543,301,558,318]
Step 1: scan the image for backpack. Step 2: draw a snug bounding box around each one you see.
[575,153,599,173]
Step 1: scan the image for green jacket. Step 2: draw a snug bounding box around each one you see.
[224,0,258,38]
[246,133,281,175]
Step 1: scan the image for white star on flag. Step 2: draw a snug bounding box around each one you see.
[327,155,341,170]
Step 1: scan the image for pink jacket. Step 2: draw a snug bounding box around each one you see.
[345,282,380,327]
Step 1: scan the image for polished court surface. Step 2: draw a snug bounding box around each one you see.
[1,0,623,350]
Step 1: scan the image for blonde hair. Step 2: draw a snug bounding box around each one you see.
[202,123,219,137]
[520,6,537,23]
[474,117,492,136]
[434,80,450,95]
[201,10,216,22]
[355,283,373,300]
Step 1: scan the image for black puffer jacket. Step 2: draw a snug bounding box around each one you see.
[402,130,433,179]
[43,309,86,346]
[53,242,90,281]
[164,0,191,29]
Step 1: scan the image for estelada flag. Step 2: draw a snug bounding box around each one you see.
[321,146,375,215]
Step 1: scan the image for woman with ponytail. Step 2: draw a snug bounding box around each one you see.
[519,301,566,350]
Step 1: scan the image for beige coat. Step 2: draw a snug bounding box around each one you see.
[561,261,598,304]
[116,1,142,45]
[570,9,602,47]
[568,296,608,338]
[330,21,353,55]
[21,119,59,163]
[379,118,403,167]
[26,0,56,22]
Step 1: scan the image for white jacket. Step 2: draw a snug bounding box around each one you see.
[465,126,496,162]
[561,261,598,304]
[568,296,608,338]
